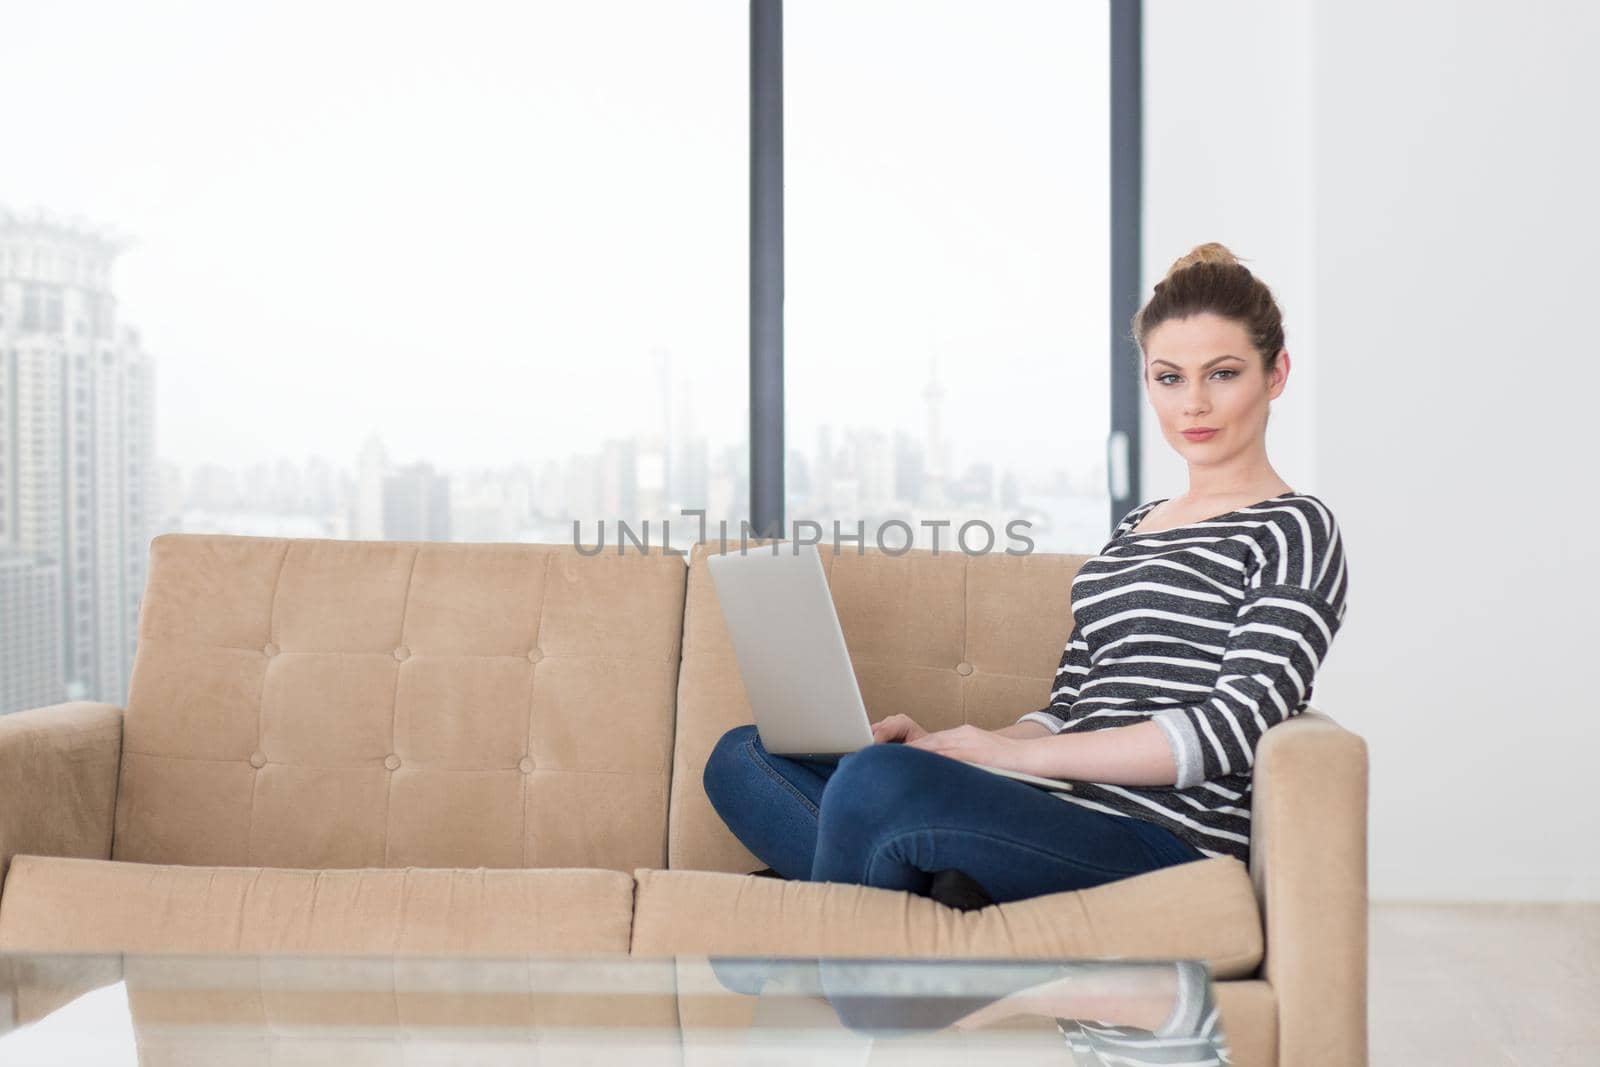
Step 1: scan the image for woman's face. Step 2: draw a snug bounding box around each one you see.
[1141,311,1287,469]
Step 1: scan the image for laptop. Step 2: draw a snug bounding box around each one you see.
[704,541,1073,792]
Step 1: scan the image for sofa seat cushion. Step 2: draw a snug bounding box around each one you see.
[631,857,1263,980]
[0,856,634,955]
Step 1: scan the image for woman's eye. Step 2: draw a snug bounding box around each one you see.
[1156,370,1237,385]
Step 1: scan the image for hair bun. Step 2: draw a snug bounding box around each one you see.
[1164,241,1244,282]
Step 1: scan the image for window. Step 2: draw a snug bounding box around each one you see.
[4,2,1132,716]
[2,2,748,553]
[44,288,63,334]
[783,0,1112,554]
[20,285,40,332]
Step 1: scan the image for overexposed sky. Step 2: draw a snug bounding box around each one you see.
[2,0,1108,482]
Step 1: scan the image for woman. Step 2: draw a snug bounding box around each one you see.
[702,242,1349,910]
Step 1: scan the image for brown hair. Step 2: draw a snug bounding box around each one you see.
[1131,242,1286,374]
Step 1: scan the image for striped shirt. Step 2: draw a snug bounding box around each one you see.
[1015,491,1349,865]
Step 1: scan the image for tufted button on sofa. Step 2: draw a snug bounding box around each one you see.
[0,533,1369,1067]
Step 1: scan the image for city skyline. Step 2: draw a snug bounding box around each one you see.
[155,406,1109,549]
[0,163,1113,714]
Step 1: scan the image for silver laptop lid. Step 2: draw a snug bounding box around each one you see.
[705,541,874,758]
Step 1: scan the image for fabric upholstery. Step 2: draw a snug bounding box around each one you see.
[668,537,1088,872]
[0,532,1371,1066]
[113,534,686,872]
[1251,709,1369,1065]
[0,702,122,909]
[0,855,636,955]
[630,856,1264,979]
[1214,980,1278,1067]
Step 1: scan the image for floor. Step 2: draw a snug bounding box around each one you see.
[1370,901,1600,1066]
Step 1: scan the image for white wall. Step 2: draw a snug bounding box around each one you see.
[1144,0,1599,902]
[1141,0,1318,493]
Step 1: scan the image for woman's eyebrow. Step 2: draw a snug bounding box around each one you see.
[1151,354,1245,369]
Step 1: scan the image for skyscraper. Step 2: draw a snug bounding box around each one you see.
[0,549,62,711]
[0,208,157,712]
[922,356,948,509]
[355,433,388,539]
[382,461,450,541]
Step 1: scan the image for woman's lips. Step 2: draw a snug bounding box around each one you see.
[1181,429,1219,441]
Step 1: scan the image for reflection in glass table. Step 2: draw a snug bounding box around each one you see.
[0,951,1231,1065]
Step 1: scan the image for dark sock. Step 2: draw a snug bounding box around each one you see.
[928,868,995,911]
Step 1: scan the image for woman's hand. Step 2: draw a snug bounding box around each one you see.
[905,723,1031,771]
[870,714,929,744]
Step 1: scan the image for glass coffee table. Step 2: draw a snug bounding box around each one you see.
[1,951,1231,1064]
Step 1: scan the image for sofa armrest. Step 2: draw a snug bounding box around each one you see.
[1250,706,1368,1067]
[0,703,123,909]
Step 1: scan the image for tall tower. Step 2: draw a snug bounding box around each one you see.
[921,356,948,509]
[654,346,672,508]
[0,549,61,712]
[381,462,451,541]
[0,207,157,711]
[355,433,388,539]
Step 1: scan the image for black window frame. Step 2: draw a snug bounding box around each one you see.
[746,0,1142,542]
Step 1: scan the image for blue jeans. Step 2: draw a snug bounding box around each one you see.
[702,724,1205,904]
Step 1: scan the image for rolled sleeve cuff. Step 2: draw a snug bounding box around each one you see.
[1016,710,1066,734]
[1152,707,1205,789]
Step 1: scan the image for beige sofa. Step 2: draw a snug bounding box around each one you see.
[0,533,1368,1066]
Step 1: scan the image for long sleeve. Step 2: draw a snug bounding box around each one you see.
[1148,511,1349,788]
[1015,622,1093,734]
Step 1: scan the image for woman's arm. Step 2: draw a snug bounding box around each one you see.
[1014,721,1180,787]
[991,721,1053,740]
[909,720,1180,787]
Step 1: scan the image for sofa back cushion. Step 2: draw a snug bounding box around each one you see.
[668,538,1086,872]
[114,535,686,872]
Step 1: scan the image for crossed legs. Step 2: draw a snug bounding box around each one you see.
[703,724,1203,905]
